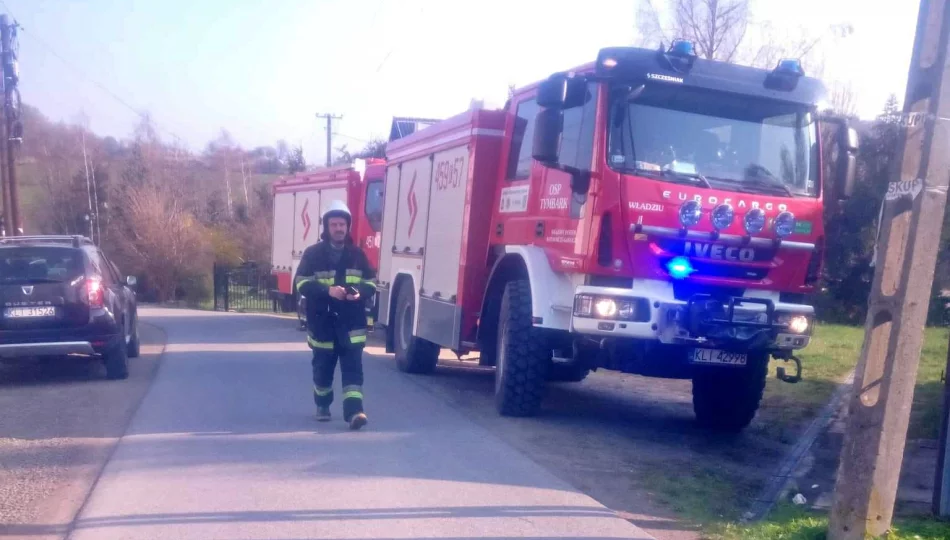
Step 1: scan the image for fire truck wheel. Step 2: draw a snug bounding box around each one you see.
[495,279,551,416]
[691,352,769,433]
[393,283,439,374]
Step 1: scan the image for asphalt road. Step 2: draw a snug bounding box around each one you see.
[0,323,165,540]
[12,307,652,540]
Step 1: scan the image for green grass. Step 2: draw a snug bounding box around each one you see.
[708,504,950,540]
[757,324,948,441]
[644,324,950,538]
[642,460,762,524]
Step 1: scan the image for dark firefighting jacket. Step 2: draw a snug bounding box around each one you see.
[293,240,377,350]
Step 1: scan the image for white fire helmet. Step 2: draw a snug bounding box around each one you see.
[321,200,352,241]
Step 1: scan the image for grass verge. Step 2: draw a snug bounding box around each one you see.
[644,324,949,538]
[756,324,948,441]
[708,504,950,540]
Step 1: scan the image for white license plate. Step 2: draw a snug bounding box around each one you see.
[5,307,56,318]
[689,348,747,366]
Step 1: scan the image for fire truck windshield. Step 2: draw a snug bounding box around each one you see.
[607,84,819,198]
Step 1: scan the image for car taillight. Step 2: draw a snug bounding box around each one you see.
[87,277,104,308]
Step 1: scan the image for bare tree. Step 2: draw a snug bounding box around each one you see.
[636,0,750,62]
[828,81,859,118]
[117,181,211,301]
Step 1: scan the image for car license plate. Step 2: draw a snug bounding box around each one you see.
[689,348,747,366]
[4,307,56,318]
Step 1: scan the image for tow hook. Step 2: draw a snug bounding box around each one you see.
[776,355,802,384]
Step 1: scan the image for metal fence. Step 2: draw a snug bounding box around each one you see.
[213,263,291,313]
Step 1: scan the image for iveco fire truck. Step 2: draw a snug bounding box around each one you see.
[373,41,859,432]
[270,158,386,321]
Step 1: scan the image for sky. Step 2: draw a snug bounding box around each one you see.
[6,0,920,166]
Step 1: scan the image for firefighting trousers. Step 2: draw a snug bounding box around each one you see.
[311,344,364,421]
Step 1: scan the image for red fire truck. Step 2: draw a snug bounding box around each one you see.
[374,41,859,432]
[271,158,386,319]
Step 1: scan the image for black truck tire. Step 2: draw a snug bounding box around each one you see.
[691,352,769,432]
[494,280,550,416]
[104,340,130,380]
[126,316,141,358]
[393,283,439,374]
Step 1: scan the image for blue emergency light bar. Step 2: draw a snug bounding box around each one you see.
[775,58,805,77]
[668,39,697,58]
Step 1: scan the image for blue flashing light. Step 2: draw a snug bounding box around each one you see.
[775,58,804,77]
[667,256,695,280]
[669,39,696,57]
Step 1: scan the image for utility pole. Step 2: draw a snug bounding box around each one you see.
[1,15,20,236]
[315,112,342,167]
[828,0,950,538]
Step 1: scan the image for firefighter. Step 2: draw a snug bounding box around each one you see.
[293,200,376,430]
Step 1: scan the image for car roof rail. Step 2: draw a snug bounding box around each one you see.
[0,235,94,248]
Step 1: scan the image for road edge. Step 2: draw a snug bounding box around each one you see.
[60,322,168,540]
[743,369,856,521]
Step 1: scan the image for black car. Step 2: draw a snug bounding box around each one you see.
[0,235,139,379]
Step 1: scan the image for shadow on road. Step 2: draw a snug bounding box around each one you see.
[2,505,651,540]
[0,356,103,387]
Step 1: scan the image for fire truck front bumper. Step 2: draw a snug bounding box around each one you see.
[569,283,814,351]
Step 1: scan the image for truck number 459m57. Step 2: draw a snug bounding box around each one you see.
[434,157,464,191]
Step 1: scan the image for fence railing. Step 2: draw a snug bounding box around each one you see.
[213,263,292,313]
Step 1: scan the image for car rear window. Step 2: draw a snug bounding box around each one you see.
[0,247,85,283]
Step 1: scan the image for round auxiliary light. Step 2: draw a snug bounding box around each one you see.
[711,203,735,230]
[678,201,702,228]
[774,211,796,238]
[743,208,767,234]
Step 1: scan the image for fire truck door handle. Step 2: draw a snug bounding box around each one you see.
[535,222,545,238]
[495,223,503,236]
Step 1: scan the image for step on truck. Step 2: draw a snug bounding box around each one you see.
[374,41,859,432]
[271,158,386,322]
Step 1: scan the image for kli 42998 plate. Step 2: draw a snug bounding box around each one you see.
[689,348,747,366]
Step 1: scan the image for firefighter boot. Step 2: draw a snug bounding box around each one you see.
[316,406,331,422]
[349,412,368,431]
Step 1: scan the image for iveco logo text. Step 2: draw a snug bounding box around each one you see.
[647,73,684,83]
[662,191,788,212]
[685,242,755,262]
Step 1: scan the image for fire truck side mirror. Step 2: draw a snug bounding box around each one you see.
[532,107,592,196]
[536,73,588,109]
[834,125,859,200]
[821,115,859,201]
[532,108,563,166]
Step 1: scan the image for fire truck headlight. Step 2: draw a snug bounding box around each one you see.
[789,315,809,334]
[679,201,702,227]
[743,208,767,234]
[711,204,735,230]
[594,298,618,318]
[777,312,811,334]
[774,211,796,238]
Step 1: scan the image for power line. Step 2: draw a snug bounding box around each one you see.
[0,1,188,146]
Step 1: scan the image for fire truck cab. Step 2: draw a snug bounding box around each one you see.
[375,42,859,432]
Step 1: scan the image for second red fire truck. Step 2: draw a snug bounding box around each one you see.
[372,41,859,432]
